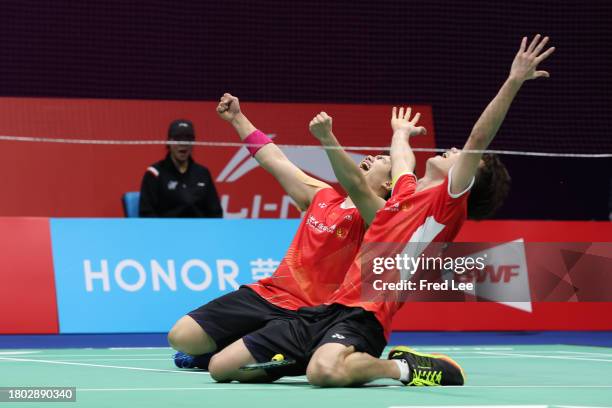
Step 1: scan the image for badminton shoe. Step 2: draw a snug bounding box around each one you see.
[173,352,212,370]
[387,346,465,386]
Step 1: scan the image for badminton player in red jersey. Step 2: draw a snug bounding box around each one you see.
[209,35,552,386]
[168,94,394,370]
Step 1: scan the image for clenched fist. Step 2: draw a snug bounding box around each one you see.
[216,93,242,121]
[309,112,333,141]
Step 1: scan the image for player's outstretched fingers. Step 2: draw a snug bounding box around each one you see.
[532,36,549,57]
[527,33,541,53]
[535,46,556,64]
[404,107,411,120]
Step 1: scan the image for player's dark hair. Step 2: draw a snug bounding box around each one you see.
[467,153,511,220]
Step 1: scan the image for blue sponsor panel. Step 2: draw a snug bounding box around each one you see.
[50,219,299,333]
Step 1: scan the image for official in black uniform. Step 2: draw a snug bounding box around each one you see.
[139,119,224,218]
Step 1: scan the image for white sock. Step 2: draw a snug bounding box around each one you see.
[393,359,410,382]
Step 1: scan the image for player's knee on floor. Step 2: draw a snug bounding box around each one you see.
[209,354,271,383]
[306,357,350,387]
[208,354,233,382]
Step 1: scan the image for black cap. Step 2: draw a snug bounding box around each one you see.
[168,119,195,141]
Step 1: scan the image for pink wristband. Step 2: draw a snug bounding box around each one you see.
[244,130,273,157]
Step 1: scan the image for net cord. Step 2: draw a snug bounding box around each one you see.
[0,135,610,158]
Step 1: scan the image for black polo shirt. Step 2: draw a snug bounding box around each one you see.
[139,154,223,218]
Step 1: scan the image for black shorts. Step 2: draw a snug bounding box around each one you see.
[187,286,297,350]
[242,303,387,379]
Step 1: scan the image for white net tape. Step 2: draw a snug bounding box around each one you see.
[1,135,610,158]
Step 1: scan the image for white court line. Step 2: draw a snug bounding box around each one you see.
[389,405,612,408]
[0,356,308,383]
[0,356,208,375]
[389,405,548,408]
[411,347,515,351]
[443,356,532,360]
[556,351,612,357]
[78,386,311,392]
[476,351,612,363]
[4,354,172,357]
[462,385,612,388]
[108,347,172,350]
[0,351,41,355]
[557,405,612,408]
[71,385,612,392]
[1,358,171,362]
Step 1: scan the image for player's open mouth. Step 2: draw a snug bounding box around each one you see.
[360,157,374,171]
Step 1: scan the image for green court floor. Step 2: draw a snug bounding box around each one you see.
[0,345,611,407]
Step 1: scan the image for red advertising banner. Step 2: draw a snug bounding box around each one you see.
[0,98,437,217]
[0,218,58,334]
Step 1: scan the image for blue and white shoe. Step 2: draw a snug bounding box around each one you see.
[173,351,212,370]
[173,352,196,368]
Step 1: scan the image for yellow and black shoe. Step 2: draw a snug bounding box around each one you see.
[388,346,465,386]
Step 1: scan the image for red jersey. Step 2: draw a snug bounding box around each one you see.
[328,169,473,338]
[249,188,366,310]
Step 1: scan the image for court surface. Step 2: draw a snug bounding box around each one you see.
[1,344,611,408]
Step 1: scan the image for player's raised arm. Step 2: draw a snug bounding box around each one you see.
[309,112,385,225]
[451,34,555,194]
[389,106,427,182]
[217,93,329,211]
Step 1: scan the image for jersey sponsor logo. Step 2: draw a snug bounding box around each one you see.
[344,214,353,221]
[384,202,400,212]
[167,181,178,190]
[306,215,338,234]
[318,202,328,209]
[331,333,346,339]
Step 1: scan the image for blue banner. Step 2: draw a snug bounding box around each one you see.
[50,219,299,333]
